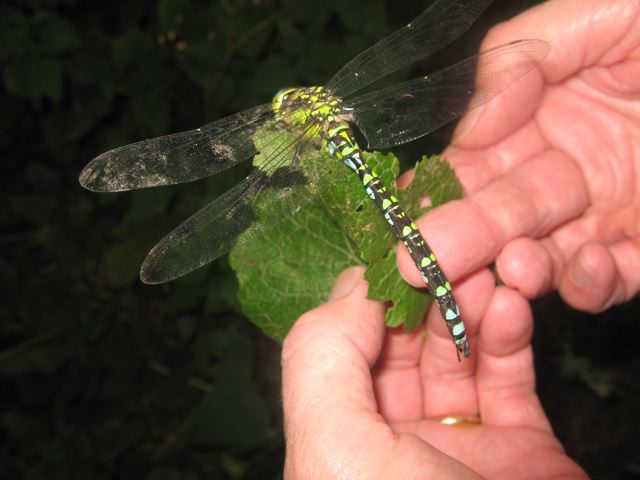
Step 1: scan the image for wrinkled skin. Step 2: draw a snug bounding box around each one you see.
[419,0,640,313]
[282,0,639,478]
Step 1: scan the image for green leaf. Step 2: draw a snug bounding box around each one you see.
[229,175,361,339]
[230,122,463,343]
[365,254,428,330]
[405,154,464,210]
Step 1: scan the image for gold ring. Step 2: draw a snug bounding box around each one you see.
[433,415,482,426]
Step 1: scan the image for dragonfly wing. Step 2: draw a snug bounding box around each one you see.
[325,0,493,99]
[345,40,549,149]
[139,125,320,284]
[79,103,277,192]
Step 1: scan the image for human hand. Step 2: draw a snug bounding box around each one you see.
[398,0,640,312]
[282,267,587,479]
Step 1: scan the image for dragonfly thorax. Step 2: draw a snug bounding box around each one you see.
[272,86,346,129]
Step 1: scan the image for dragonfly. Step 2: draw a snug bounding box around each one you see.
[80,0,549,361]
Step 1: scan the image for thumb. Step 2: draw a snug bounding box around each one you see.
[282,267,385,399]
[281,267,387,475]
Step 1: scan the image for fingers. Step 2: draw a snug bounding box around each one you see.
[448,119,548,194]
[496,234,640,312]
[602,236,640,302]
[420,279,551,431]
[559,237,640,311]
[414,270,551,432]
[474,287,552,431]
[559,243,619,311]
[418,268,495,418]
[494,238,555,298]
[397,149,589,286]
[372,268,495,422]
[422,139,638,311]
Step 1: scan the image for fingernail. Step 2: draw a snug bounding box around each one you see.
[570,257,594,287]
[329,267,365,300]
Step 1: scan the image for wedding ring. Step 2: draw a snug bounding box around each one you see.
[434,415,482,426]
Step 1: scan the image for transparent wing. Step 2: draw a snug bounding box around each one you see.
[79,103,279,192]
[139,124,321,284]
[345,40,549,149]
[325,0,493,99]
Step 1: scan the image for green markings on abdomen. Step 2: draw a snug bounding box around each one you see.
[324,121,470,360]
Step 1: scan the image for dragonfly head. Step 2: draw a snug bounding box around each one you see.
[272,87,300,115]
[273,86,331,127]
[273,87,316,127]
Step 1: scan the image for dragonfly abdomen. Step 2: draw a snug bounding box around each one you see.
[325,119,470,360]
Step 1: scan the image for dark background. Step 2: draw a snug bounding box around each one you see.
[2,0,638,478]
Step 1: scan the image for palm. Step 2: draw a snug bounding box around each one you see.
[402,0,640,311]
[414,424,573,478]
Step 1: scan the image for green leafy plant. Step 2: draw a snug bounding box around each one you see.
[230,123,463,341]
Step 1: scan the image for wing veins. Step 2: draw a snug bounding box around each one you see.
[325,0,493,98]
[346,39,549,149]
[139,119,324,283]
[79,97,324,192]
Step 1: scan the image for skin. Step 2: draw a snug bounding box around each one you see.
[282,0,639,478]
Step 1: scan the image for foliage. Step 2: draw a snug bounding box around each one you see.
[1,0,638,479]
[229,121,462,340]
[0,1,400,477]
